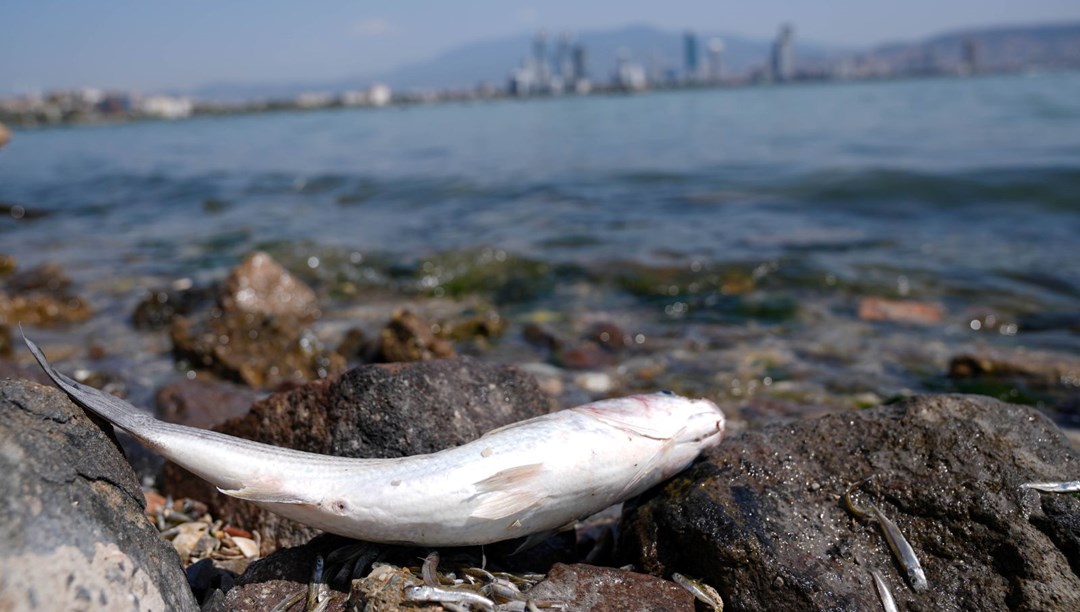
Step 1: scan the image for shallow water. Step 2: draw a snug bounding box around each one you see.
[2,72,1079,427]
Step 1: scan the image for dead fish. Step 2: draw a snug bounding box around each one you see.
[25,334,724,547]
[1020,481,1080,493]
[844,483,928,592]
[672,572,723,611]
[869,569,898,612]
[404,585,495,612]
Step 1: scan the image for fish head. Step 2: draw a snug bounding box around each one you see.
[577,391,726,451]
[908,566,929,592]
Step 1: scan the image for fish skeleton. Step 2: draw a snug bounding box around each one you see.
[24,334,725,547]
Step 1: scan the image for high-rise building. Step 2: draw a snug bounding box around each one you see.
[534,31,550,87]
[684,31,699,82]
[771,25,794,82]
[572,44,587,81]
[707,38,725,83]
[556,33,573,82]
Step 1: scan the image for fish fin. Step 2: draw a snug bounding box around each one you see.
[217,485,311,506]
[616,428,683,499]
[511,531,556,554]
[470,463,546,520]
[510,521,575,554]
[575,404,668,440]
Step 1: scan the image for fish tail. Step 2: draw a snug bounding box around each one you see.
[23,330,155,436]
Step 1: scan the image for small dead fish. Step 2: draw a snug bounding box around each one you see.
[1020,480,1080,493]
[870,569,899,612]
[26,333,724,547]
[844,483,928,592]
[672,572,723,611]
[421,551,441,587]
[404,585,495,612]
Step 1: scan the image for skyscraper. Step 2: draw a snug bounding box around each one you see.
[534,31,550,88]
[684,31,699,82]
[707,38,725,83]
[771,25,794,82]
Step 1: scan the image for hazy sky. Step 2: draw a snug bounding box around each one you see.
[3,0,1079,95]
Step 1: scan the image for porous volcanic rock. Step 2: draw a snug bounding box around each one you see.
[0,379,197,611]
[620,394,1080,611]
[162,357,554,553]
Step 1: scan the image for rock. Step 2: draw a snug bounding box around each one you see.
[132,284,216,331]
[0,292,93,328]
[619,394,1080,611]
[170,310,345,389]
[559,342,617,370]
[0,254,15,276]
[156,377,258,430]
[162,357,553,553]
[6,262,71,293]
[376,309,455,362]
[857,296,944,325]
[523,322,562,353]
[585,322,631,352]
[526,563,695,611]
[949,346,1080,426]
[200,534,360,612]
[0,121,9,148]
[220,251,320,323]
[0,324,10,358]
[0,379,197,611]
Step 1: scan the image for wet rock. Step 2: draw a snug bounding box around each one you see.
[0,254,15,276]
[0,379,197,611]
[156,377,259,430]
[335,327,373,362]
[6,262,71,293]
[526,563,694,611]
[948,346,1080,426]
[559,342,616,370]
[220,251,320,323]
[523,321,562,353]
[438,308,507,346]
[170,310,345,389]
[132,284,216,331]
[620,394,1080,611]
[162,357,553,553]
[375,309,455,362]
[857,296,944,324]
[585,321,631,352]
[0,291,93,328]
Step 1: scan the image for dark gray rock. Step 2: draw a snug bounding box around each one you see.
[0,379,197,611]
[526,563,695,611]
[162,357,554,553]
[620,394,1080,611]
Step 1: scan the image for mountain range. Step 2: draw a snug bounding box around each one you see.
[191,21,1080,101]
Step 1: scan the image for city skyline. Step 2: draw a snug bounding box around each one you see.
[3,1,1080,96]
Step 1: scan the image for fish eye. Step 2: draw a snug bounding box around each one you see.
[658,389,675,396]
